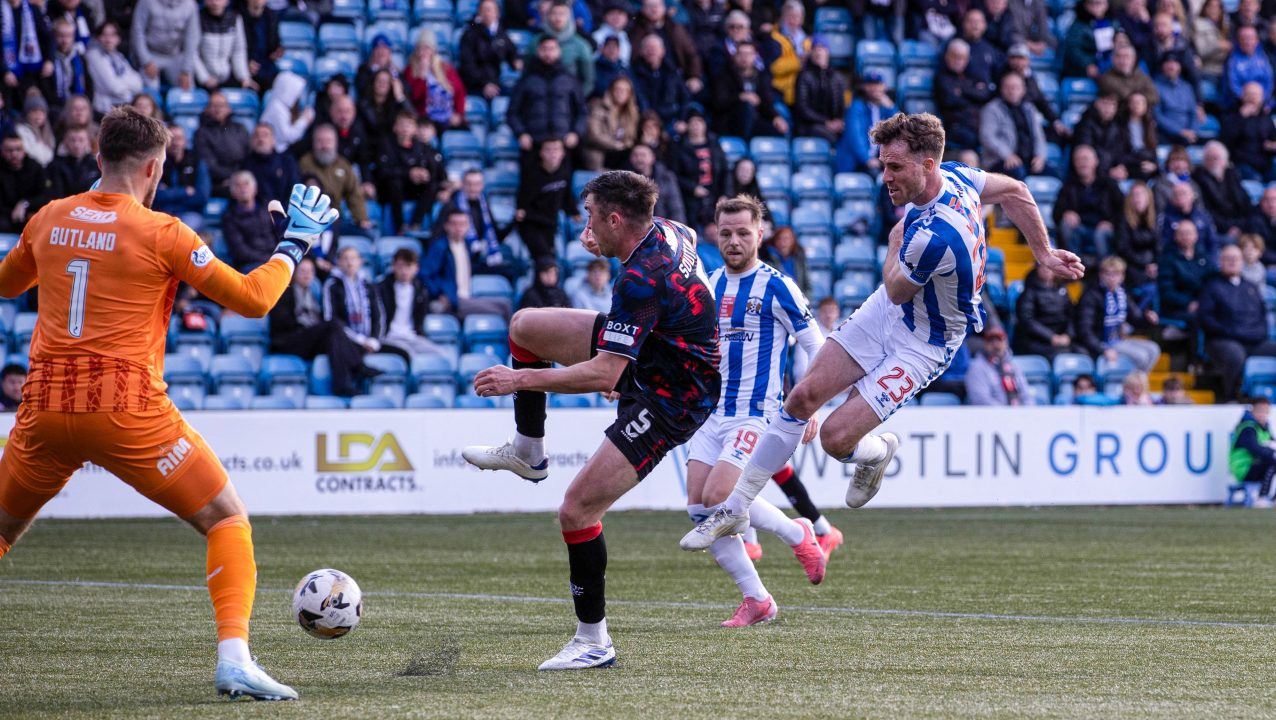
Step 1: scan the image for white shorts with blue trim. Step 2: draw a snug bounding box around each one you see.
[829,288,958,421]
[686,413,771,470]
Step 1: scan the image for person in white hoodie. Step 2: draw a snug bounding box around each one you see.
[259,70,312,153]
[194,0,253,90]
[86,21,143,115]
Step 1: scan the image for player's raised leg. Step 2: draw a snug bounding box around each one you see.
[681,339,860,550]
[538,439,638,669]
[462,308,602,481]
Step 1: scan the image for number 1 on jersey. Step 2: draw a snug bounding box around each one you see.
[65,258,89,338]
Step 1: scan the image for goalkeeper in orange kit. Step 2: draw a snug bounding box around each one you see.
[0,107,339,701]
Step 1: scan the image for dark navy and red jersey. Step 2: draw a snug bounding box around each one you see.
[595,218,721,428]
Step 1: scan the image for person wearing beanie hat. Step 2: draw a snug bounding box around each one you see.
[14,92,53,167]
[518,257,572,310]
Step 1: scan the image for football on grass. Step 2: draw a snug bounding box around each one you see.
[292,568,363,639]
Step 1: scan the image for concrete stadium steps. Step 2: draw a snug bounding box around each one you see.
[1148,371,1194,391]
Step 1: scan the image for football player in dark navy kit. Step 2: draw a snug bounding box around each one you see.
[463,170,720,671]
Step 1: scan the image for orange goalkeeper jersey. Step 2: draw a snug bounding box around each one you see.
[0,190,293,413]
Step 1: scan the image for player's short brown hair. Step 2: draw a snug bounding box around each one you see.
[868,113,946,160]
[582,170,658,226]
[714,194,766,224]
[98,105,170,166]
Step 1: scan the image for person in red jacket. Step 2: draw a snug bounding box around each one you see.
[403,28,466,135]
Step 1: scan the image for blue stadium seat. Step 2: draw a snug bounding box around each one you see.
[330,0,365,20]
[411,353,457,386]
[1060,78,1097,110]
[454,393,496,408]
[1199,76,1220,106]
[1097,354,1136,392]
[319,22,361,53]
[210,354,258,392]
[1013,354,1051,387]
[1243,357,1276,395]
[813,6,851,33]
[170,393,201,412]
[487,128,520,164]
[824,32,852,67]
[792,137,832,166]
[414,0,453,22]
[0,233,19,257]
[792,173,833,205]
[204,395,246,411]
[164,354,208,386]
[835,242,876,272]
[1026,175,1062,204]
[549,394,593,408]
[835,272,875,306]
[424,313,461,345]
[719,136,747,165]
[11,312,36,346]
[1243,179,1264,206]
[470,275,513,302]
[279,21,317,49]
[314,54,357,83]
[172,115,199,149]
[368,382,407,407]
[834,200,875,235]
[572,170,602,198]
[442,130,484,161]
[457,352,499,385]
[465,95,489,128]
[898,40,938,69]
[365,19,409,52]
[251,396,299,410]
[749,136,791,165]
[368,0,409,20]
[365,352,409,380]
[336,235,375,261]
[488,95,509,125]
[220,315,268,346]
[898,69,933,99]
[791,204,832,230]
[855,39,895,72]
[1052,353,1095,388]
[375,236,421,269]
[757,165,792,198]
[350,394,398,409]
[305,395,350,409]
[462,313,508,350]
[1035,72,1060,113]
[166,88,209,116]
[919,392,962,406]
[413,382,457,406]
[220,87,260,117]
[274,54,312,77]
[1030,46,1057,72]
[507,28,533,56]
[834,172,875,202]
[405,392,448,408]
[309,354,332,396]
[454,0,480,22]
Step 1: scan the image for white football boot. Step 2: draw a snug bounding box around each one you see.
[537,637,617,671]
[679,507,749,551]
[462,441,549,482]
[214,658,298,701]
[845,433,899,508]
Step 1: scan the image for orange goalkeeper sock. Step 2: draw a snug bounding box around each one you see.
[206,515,255,643]
[0,535,9,559]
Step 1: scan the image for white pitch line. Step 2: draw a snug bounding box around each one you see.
[1,578,1272,631]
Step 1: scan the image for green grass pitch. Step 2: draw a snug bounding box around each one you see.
[2,507,1276,719]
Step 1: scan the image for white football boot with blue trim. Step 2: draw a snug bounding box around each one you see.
[215,658,298,701]
[462,441,549,482]
[537,637,617,671]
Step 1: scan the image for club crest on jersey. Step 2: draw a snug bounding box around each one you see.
[68,207,117,224]
[191,245,214,268]
[744,298,763,315]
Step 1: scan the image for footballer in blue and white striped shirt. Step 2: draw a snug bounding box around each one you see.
[683,113,1085,552]
[684,195,830,627]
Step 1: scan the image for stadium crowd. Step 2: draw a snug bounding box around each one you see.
[0,0,1272,409]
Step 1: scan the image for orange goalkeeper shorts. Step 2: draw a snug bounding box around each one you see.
[0,399,228,519]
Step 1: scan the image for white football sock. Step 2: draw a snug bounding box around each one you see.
[577,618,609,645]
[847,434,888,464]
[812,516,832,535]
[724,411,807,515]
[217,638,251,665]
[742,525,758,545]
[709,534,768,601]
[748,497,804,546]
[687,503,707,523]
[513,432,544,463]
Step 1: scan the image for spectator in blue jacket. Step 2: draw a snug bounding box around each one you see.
[1225,25,1273,107]
[1153,55,1201,145]
[1158,219,1214,327]
[1200,244,1276,401]
[420,208,512,320]
[835,70,897,174]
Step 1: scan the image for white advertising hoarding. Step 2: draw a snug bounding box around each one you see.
[0,404,1237,519]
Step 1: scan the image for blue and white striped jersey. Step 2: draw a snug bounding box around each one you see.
[898,161,989,347]
[709,262,824,418]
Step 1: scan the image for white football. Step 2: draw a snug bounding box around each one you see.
[292,568,363,639]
